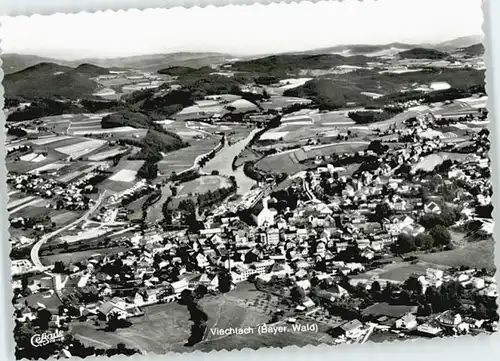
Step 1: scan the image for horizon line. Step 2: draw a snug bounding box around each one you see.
[2,33,484,63]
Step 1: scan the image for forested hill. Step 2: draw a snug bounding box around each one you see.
[4,62,110,100]
[228,54,370,76]
[398,48,451,60]
[460,43,485,57]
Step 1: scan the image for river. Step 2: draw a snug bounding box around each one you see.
[203,128,260,195]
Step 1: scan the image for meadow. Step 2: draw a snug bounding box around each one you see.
[70,302,192,353]
[418,239,495,271]
[177,175,232,196]
[101,160,145,193]
[158,138,219,175]
[255,142,368,174]
[351,260,449,284]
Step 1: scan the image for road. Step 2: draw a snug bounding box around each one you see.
[30,190,107,272]
[360,323,376,344]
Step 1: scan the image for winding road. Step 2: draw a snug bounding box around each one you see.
[30,190,107,272]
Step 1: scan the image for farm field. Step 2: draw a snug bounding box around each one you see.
[351,260,449,284]
[88,146,129,161]
[158,138,219,175]
[10,203,81,224]
[7,148,67,174]
[255,152,309,174]
[56,162,104,183]
[145,183,173,223]
[161,120,211,141]
[71,302,192,353]
[19,152,48,162]
[55,139,107,159]
[259,96,312,112]
[41,246,128,266]
[32,136,86,151]
[30,135,73,146]
[125,196,150,221]
[9,197,47,215]
[177,175,232,196]
[418,239,495,271]
[193,288,335,351]
[30,113,104,134]
[109,169,138,182]
[107,128,149,141]
[101,160,145,193]
[260,110,373,144]
[70,126,143,136]
[255,142,368,174]
[8,195,36,210]
[28,162,68,174]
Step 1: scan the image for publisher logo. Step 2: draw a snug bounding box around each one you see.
[30,330,65,347]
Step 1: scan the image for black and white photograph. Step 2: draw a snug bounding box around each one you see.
[1,0,497,359]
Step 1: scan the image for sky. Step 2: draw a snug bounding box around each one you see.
[0,0,484,60]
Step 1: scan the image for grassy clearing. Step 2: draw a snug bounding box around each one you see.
[158,138,219,175]
[71,302,192,353]
[101,160,145,190]
[7,149,65,173]
[177,176,232,196]
[41,246,128,266]
[55,139,107,159]
[418,239,495,271]
[23,289,63,313]
[351,261,449,283]
[146,184,172,223]
[194,290,334,351]
[256,142,368,174]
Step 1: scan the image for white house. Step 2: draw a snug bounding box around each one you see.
[424,201,441,214]
[251,197,277,227]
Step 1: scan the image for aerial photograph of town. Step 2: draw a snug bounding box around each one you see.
[1,0,497,359]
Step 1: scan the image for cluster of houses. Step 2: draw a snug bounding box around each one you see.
[7,172,95,214]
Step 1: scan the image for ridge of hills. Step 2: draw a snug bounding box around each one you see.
[1,52,238,75]
[3,62,111,100]
[398,48,452,60]
[460,43,485,57]
[2,34,482,74]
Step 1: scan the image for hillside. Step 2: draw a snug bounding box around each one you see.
[284,68,485,109]
[77,52,236,71]
[1,54,75,74]
[398,48,451,60]
[102,111,188,160]
[297,42,415,56]
[71,63,111,76]
[101,110,152,129]
[460,43,485,57]
[129,129,189,162]
[433,35,484,50]
[228,54,370,79]
[4,62,109,101]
